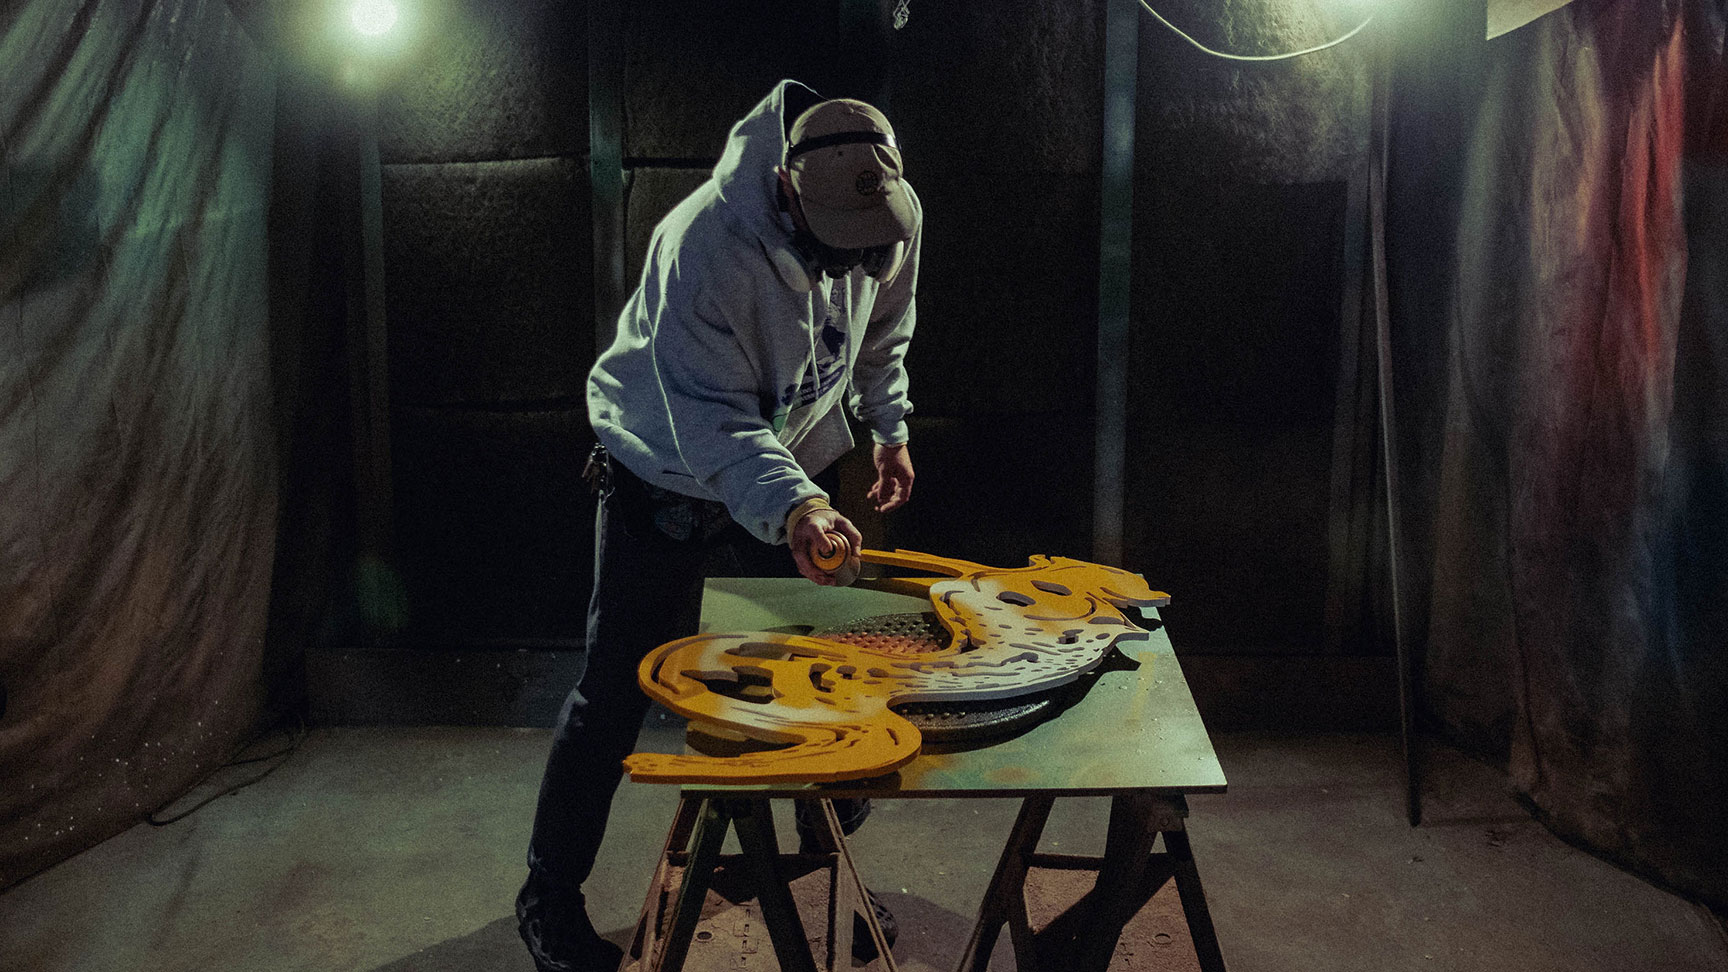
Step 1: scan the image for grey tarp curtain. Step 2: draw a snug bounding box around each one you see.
[0,0,276,887]
[1391,0,1728,910]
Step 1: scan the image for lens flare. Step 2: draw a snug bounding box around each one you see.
[349,0,399,37]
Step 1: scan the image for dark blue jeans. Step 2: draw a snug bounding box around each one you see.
[524,456,869,899]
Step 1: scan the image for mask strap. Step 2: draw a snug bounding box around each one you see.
[784,130,898,165]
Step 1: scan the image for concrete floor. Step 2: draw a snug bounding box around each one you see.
[2,723,1725,972]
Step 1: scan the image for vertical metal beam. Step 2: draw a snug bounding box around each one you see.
[358,116,392,536]
[1323,69,1374,654]
[589,0,626,354]
[1367,26,1421,827]
[1094,0,1139,567]
[345,90,396,635]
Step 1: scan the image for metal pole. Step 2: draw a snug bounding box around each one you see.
[1367,26,1421,827]
[358,111,392,538]
[1094,0,1139,567]
[588,0,626,353]
[1323,92,1373,655]
[344,87,398,635]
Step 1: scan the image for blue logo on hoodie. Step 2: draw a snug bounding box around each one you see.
[793,315,847,409]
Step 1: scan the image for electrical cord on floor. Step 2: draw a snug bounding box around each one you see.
[1141,1,1373,61]
[146,715,308,826]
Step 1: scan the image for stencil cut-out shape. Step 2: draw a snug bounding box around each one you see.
[623,550,1170,785]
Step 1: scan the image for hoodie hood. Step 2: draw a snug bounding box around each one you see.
[713,80,826,292]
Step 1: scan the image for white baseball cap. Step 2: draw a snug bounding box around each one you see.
[785,98,918,250]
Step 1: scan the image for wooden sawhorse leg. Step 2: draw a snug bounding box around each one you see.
[624,796,897,972]
[955,793,1226,972]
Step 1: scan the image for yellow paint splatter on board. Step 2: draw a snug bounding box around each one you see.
[624,550,1168,785]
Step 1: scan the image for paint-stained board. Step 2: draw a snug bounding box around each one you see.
[676,578,1227,800]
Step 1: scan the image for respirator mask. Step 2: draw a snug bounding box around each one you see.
[789,224,899,280]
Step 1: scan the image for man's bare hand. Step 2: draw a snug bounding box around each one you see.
[867,443,914,513]
[790,507,864,586]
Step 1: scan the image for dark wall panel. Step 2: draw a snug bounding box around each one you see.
[1130,180,1346,427]
[762,0,1113,570]
[1124,421,1334,652]
[355,0,1370,665]
[1122,180,1348,653]
[376,0,586,163]
[370,0,594,650]
[1135,0,1367,185]
[1113,1,1364,653]
[882,413,1095,569]
[623,167,712,291]
[624,1,840,158]
[889,0,1105,175]
[383,157,592,406]
[391,407,594,641]
[901,172,1100,417]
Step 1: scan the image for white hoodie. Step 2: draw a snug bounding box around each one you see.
[587,80,920,544]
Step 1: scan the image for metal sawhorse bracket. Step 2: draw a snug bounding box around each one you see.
[624,796,897,972]
[957,793,1226,972]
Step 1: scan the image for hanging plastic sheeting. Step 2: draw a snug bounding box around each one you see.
[1487,0,1578,40]
[1389,0,1728,910]
[0,0,276,887]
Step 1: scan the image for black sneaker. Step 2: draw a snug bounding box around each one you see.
[852,887,898,962]
[515,875,626,972]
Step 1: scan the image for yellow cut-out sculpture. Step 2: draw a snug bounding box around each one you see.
[624,550,1169,785]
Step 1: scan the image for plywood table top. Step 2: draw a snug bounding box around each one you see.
[672,577,1227,800]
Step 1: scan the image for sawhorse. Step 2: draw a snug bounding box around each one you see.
[623,796,896,972]
[957,793,1227,972]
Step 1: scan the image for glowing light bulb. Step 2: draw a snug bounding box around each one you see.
[349,0,399,37]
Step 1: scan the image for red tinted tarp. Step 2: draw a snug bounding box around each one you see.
[1391,0,1728,910]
